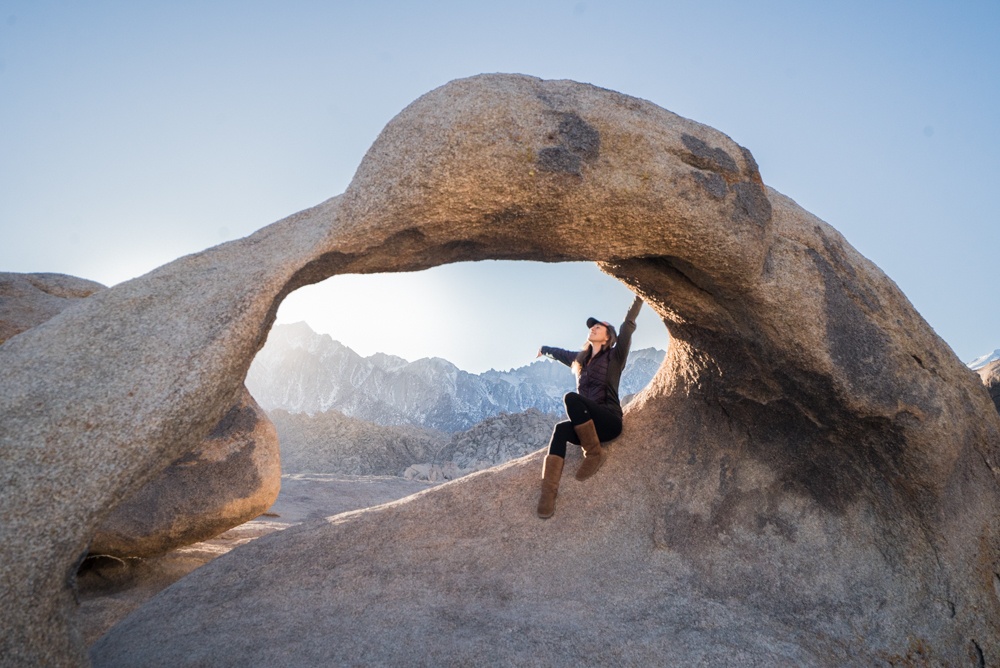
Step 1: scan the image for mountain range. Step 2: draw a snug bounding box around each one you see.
[968,348,1000,371]
[246,321,664,432]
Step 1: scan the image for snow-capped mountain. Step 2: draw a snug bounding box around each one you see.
[968,349,1000,371]
[246,322,664,432]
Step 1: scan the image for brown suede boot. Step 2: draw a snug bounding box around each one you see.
[537,454,564,518]
[574,419,605,480]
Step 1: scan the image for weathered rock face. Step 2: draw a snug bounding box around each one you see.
[1,74,998,667]
[0,272,106,344]
[90,390,280,558]
[0,271,281,561]
[978,359,1000,414]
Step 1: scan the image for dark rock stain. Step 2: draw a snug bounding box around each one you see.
[680,134,739,175]
[739,146,762,181]
[556,112,600,160]
[650,313,923,527]
[818,232,879,311]
[971,639,985,668]
[536,112,600,176]
[731,181,772,227]
[718,454,736,494]
[806,248,895,404]
[439,239,489,258]
[208,403,260,440]
[681,135,771,226]
[692,171,728,200]
[986,375,1000,415]
[755,513,797,541]
[537,146,583,175]
[637,255,723,299]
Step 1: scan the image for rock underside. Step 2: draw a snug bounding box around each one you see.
[89,388,280,558]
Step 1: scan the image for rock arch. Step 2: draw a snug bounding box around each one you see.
[1,74,998,666]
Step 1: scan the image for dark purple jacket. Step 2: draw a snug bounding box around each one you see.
[540,296,643,416]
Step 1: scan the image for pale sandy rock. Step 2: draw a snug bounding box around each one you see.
[1,74,999,666]
[89,390,280,558]
[77,474,431,646]
[978,358,1000,413]
[0,272,106,345]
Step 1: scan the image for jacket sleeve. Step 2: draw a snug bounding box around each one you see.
[540,346,577,368]
[614,295,644,364]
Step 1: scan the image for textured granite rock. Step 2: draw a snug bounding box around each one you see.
[1,74,998,667]
[90,389,280,558]
[0,272,106,345]
[0,271,281,561]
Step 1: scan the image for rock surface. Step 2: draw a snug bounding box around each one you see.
[0,272,106,344]
[89,390,281,558]
[78,474,433,646]
[0,271,281,561]
[2,74,999,666]
[978,359,1000,414]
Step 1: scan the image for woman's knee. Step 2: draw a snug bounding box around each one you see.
[563,392,590,424]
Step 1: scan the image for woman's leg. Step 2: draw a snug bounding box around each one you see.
[539,420,576,518]
[564,393,622,442]
[563,393,621,480]
[546,420,579,459]
[588,403,623,443]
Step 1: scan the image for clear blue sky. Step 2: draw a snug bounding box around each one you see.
[2,1,997,373]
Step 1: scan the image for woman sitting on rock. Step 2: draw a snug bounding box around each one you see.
[535,294,643,518]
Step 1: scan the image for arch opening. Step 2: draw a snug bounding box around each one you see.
[248,259,669,481]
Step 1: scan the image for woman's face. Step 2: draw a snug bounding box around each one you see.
[588,323,610,345]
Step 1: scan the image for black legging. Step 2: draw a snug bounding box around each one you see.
[547,392,623,458]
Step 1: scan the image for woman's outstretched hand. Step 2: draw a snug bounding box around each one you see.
[626,294,644,322]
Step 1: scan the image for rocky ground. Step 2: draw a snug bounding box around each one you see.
[77,474,438,646]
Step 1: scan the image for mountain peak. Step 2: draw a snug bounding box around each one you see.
[968,348,1000,371]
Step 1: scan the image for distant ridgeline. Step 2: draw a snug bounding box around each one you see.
[246,321,664,432]
[968,348,1000,371]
